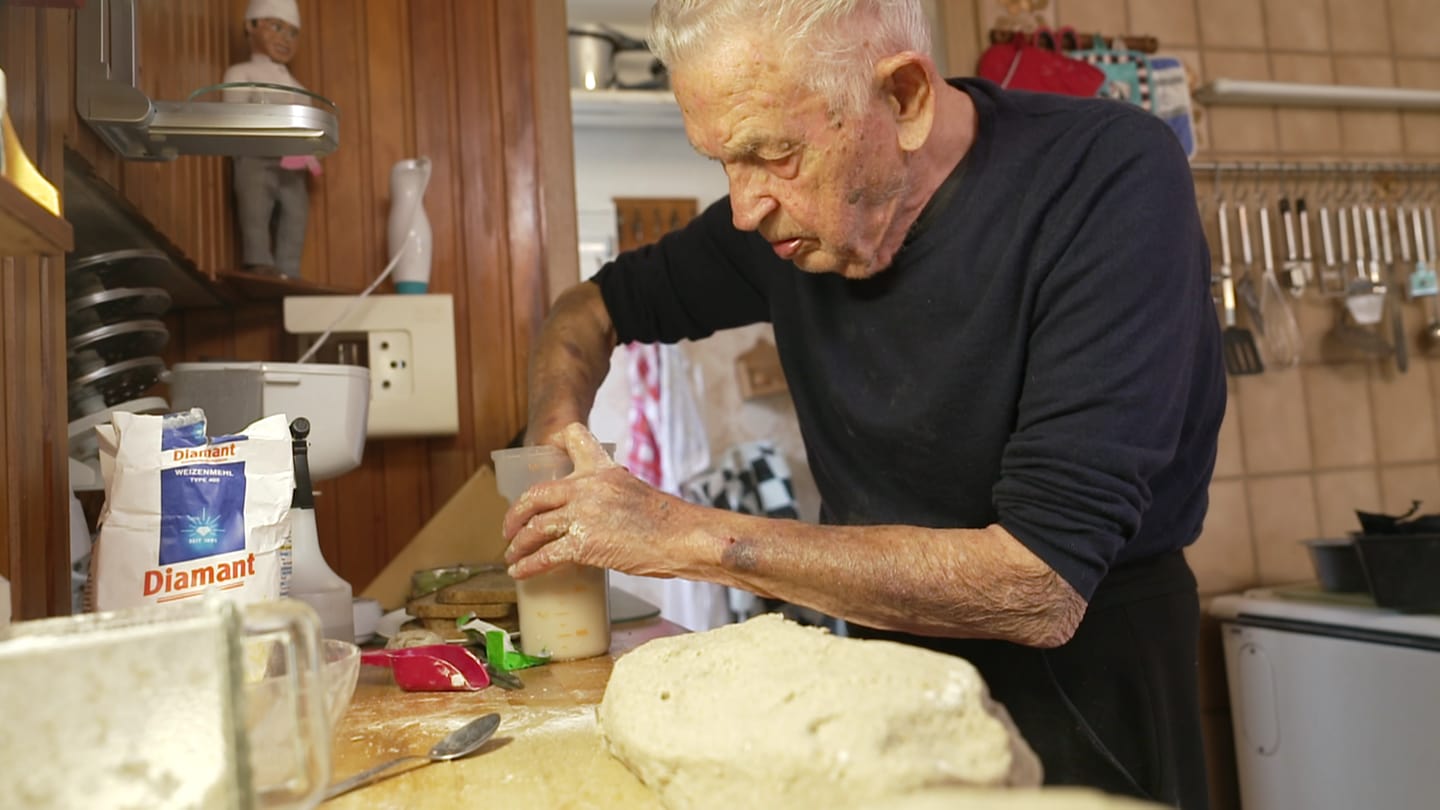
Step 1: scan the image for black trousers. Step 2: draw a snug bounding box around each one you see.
[852,550,1208,809]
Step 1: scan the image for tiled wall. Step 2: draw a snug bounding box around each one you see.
[1032,1,1440,807]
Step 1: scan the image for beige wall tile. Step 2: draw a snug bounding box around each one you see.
[1334,56,1405,155]
[1396,59,1440,156]
[1236,368,1313,473]
[1327,0,1393,55]
[1200,50,1277,154]
[1198,0,1268,49]
[1378,463,1440,513]
[1214,381,1246,478]
[1427,358,1440,444]
[1314,468,1382,535]
[1262,0,1329,52]
[1295,296,1343,364]
[1370,359,1438,462]
[1248,475,1321,583]
[1269,53,1342,154]
[1303,363,1376,468]
[1389,0,1440,59]
[1190,479,1257,593]
[1127,0,1199,48]
[1052,0,1128,37]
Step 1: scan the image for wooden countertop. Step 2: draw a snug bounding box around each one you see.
[326,619,684,809]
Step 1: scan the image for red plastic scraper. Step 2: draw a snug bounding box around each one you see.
[361,645,492,692]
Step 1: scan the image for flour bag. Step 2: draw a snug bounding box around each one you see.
[92,409,293,610]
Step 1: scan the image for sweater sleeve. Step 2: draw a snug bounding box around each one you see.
[993,110,1215,600]
[591,197,775,344]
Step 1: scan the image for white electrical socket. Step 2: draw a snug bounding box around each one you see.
[368,329,414,399]
[284,294,459,437]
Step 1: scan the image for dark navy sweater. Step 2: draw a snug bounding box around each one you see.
[591,78,1226,601]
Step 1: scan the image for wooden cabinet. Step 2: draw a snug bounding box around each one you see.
[1,0,578,617]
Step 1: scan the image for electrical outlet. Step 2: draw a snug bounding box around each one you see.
[368,329,414,398]
[284,294,459,437]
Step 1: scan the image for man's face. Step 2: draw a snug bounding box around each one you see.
[249,17,300,64]
[672,40,910,280]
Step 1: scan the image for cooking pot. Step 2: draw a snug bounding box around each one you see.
[568,23,668,91]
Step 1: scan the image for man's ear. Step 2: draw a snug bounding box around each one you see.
[877,53,935,153]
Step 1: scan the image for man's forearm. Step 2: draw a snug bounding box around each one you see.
[690,513,1087,648]
[525,282,619,445]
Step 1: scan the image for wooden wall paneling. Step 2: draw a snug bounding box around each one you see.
[410,0,475,519]
[381,440,430,565]
[495,3,547,448]
[332,457,384,591]
[532,0,581,308]
[179,309,237,361]
[311,0,369,291]
[1,6,73,618]
[453,0,519,463]
[230,302,284,360]
[40,11,71,616]
[364,0,413,292]
[0,258,11,614]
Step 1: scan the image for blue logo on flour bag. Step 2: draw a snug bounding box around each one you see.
[157,414,248,565]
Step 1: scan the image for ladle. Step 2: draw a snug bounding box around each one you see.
[324,713,502,800]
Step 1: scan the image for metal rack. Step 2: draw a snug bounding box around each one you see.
[1191,161,1440,189]
[1195,79,1440,110]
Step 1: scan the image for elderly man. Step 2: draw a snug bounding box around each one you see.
[503,2,1222,806]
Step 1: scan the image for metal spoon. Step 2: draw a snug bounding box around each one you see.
[324,713,502,801]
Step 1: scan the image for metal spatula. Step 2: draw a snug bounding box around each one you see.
[1218,202,1264,375]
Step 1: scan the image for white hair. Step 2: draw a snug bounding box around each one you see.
[649,0,932,117]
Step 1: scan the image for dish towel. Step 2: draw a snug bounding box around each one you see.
[680,440,799,519]
[680,441,800,621]
[616,342,729,630]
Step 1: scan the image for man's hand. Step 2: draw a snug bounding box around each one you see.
[502,423,707,580]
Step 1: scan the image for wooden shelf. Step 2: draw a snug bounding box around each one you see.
[0,175,72,255]
[571,88,682,129]
[210,268,364,302]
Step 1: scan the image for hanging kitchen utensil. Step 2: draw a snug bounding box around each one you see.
[1258,201,1301,369]
[1297,196,1317,290]
[1416,202,1440,298]
[1344,203,1385,325]
[1379,205,1408,373]
[1290,196,1313,296]
[1217,201,1264,375]
[1317,196,1347,297]
[1412,206,1440,344]
[1236,197,1266,335]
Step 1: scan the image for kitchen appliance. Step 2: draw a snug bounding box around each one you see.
[168,361,370,481]
[76,0,338,160]
[568,24,667,91]
[1211,589,1440,810]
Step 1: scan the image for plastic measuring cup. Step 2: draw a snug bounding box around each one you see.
[490,444,615,661]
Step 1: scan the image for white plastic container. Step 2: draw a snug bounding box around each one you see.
[168,361,369,481]
[491,444,613,661]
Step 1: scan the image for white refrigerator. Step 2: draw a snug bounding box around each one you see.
[1211,589,1440,810]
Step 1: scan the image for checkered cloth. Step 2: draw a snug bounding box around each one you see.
[680,440,798,519]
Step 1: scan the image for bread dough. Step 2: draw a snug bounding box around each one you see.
[598,614,1043,809]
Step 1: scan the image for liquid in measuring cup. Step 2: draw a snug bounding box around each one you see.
[490,444,615,661]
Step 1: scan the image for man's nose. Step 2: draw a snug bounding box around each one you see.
[728,168,776,232]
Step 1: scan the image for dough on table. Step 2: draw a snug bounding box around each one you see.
[598,614,1046,809]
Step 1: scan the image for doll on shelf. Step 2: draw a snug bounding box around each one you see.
[222,0,322,279]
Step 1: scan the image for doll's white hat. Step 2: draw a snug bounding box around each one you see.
[245,0,300,29]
